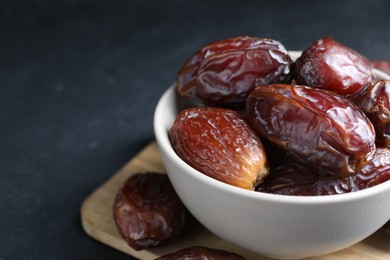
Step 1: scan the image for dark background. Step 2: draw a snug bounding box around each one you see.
[1,0,389,259]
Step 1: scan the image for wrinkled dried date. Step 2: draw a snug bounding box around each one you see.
[113,173,186,250]
[177,36,292,106]
[258,147,390,196]
[354,147,390,188]
[246,84,376,174]
[294,37,373,97]
[171,36,390,198]
[155,246,246,260]
[353,80,390,146]
[170,107,269,189]
[257,162,351,196]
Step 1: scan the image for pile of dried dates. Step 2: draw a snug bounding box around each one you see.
[113,36,390,257]
[171,36,390,196]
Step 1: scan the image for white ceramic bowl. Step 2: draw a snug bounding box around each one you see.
[153,51,390,259]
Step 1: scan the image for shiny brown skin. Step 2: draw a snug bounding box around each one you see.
[258,147,390,196]
[177,36,292,106]
[353,80,390,146]
[294,37,373,97]
[113,173,186,250]
[372,60,390,75]
[170,107,269,189]
[354,147,390,189]
[257,162,351,196]
[246,84,376,174]
[155,246,246,260]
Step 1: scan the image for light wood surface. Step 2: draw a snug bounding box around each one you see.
[81,142,390,260]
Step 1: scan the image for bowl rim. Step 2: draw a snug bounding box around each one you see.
[154,51,390,205]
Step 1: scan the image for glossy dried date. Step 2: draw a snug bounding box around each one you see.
[155,246,246,260]
[294,37,373,97]
[353,147,390,189]
[257,162,351,196]
[177,36,292,106]
[113,173,186,250]
[258,147,390,196]
[246,84,376,174]
[170,107,269,189]
[352,80,390,146]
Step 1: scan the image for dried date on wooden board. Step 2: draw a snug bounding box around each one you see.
[155,246,246,260]
[113,173,186,250]
[81,142,390,260]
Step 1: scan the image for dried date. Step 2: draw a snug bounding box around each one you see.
[170,107,269,189]
[246,84,376,174]
[353,147,390,189]
[257,162,351,196]
[294,37,373,97]
[113,173,186,250]
[352,80,390,146]
[177,36,292,106]
[155,246,246,260]
[258,147,390,196]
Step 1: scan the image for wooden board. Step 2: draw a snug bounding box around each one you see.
[81,142,390,260]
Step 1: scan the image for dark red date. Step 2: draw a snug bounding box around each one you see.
[353,80,390,146]
[177,36,292,106]
[257,162,351,196]
[170,107,269,189]
[258,147,390,196]
[353,147,390,189]
[113,173,186,250]
[294,37,373,97]
[246,84,376,174]
[155,246,246,260]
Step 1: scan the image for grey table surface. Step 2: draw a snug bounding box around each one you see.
[1,0,390,259]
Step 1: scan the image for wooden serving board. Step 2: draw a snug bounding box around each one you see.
[81,142,390,260]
